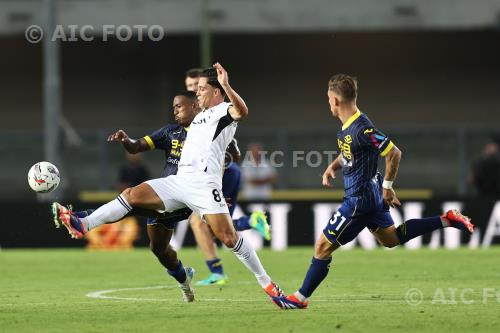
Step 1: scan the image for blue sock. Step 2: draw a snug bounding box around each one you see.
[298,256,332,298]
[206,258,224,275]
[233,216,251,231]
[396,216,443,245]
[167,260,187,283]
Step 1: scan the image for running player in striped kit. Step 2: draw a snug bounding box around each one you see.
[271,74,474,309]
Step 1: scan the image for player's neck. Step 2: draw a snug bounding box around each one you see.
[338,106,360,125]
[204,98,225,110]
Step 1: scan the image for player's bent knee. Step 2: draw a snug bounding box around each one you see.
[120,187,133,202]
[219,233,237,248]
[381,240,399,248]
[122,187,144,207]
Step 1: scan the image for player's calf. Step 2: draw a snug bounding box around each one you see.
[372,226,400,248]
[395,210,473,245]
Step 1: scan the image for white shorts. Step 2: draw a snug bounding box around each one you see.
[145,172,229,218]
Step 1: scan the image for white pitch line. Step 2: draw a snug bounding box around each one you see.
[85,284,408,303]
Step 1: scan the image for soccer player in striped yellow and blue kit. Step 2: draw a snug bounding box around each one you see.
[271,74,475,310]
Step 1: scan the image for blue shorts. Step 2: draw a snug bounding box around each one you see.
[323,196,395,246]
[222,163,241,217]
[147,207,192,229]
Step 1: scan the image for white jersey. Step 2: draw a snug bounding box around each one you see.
[178,101,237,179]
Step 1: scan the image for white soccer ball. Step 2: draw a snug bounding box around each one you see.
[28,161,60,193]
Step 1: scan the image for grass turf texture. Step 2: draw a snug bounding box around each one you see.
[1,247,499,333]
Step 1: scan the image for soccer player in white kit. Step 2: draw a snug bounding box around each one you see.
[53,63,284,302]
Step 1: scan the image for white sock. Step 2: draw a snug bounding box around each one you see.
[294,291,307,302]
[81,195,132,231]
[232,237,271,288]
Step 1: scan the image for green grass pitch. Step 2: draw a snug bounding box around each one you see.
[1,247,499,333]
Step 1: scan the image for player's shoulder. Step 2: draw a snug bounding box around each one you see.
[354,113,376,133]
[150,124,185,139]
[163,124,186,135]
[208,101,232,116]
[358,113,374,126]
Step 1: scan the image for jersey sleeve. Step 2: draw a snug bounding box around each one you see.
[214,102,234,121]
[359,126,394,157]
[143,126,170,151]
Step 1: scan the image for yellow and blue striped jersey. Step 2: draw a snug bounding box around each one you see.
[337,110,394,198]
[143,124,188,178]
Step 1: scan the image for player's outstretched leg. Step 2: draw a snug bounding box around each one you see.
[394,210,473,245]
[204,213,285,298]
[51,183,163,239]
[271,234,336,310]
[51,193,132,239]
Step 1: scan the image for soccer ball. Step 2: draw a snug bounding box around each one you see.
[28,161,60,193]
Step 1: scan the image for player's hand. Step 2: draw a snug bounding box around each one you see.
[107,130,129,142]
[383,188,401,208]
[213,62,229,87]
[322,165,336,187]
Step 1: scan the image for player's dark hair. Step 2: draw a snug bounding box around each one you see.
[201,68,226,98]
[186,68,203,79]
[328,74,358,103]
[175,90,197,102]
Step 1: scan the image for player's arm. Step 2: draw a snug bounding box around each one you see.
[382,144,402,207]
[226,139,241,163]
[322,155,343,187]
[107,129,150,154]
[213,62,249,121]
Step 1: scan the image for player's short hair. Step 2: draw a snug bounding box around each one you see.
[201,68,226,98]
[186,68,203,79]
[328,74,358,103]
[175,90,197,102]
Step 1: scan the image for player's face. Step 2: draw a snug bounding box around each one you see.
[185,76,200,92]
[328,89,340,117]
[196,77,216,108]
[173,96,197,127]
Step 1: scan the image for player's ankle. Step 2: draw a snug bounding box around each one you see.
[440,216,451,227]
[294,291,307,303]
